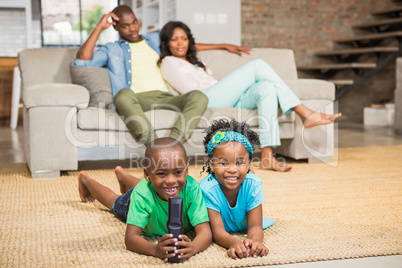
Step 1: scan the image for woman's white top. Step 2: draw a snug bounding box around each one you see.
[160,56,218,94]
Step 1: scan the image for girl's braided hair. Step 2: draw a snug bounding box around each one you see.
[202,118,259,174]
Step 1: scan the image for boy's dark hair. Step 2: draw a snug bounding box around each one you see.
[143,137,188,168]
[157,21,206,70]
[202,118,259,174]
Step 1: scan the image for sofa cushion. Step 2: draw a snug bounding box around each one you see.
[77,107,294,131]
[18,48,78,88]
[197,107,294,128]
[198,48,298,81]
[77,108,180,131]
[70,63,114,109]
[285,79,335,101]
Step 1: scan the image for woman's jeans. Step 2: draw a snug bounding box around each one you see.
[202,59,301,147]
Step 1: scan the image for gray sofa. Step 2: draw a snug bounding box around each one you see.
[18,48,336,178]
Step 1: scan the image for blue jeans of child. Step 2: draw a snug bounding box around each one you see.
[202,59,301,147]
[111,188,134,223]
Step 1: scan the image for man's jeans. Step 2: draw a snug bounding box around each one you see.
[114,89,208,145]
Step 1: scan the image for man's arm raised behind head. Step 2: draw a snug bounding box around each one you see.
[76,12,119,60]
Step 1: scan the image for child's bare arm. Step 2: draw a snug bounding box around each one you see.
[208,209,249,259]
[244,205,269,257]
[190,222,212,254]
[174,222,212,259]
[125,224,177,259]
[246,205,264,242]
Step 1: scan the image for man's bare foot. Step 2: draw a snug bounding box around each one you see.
[303,112,342,128]
[293,104,342,128]
[78,171,96,203]
[260,157,292,172]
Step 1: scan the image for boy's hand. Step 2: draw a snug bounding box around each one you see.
[227,239,250,259]
[173,234,194,259]
[244,239,269,257]
[155,234,178,259]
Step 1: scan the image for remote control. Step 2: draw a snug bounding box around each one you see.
[166,197,183,263]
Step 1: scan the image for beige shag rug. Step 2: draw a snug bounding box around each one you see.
[1,145,401,267]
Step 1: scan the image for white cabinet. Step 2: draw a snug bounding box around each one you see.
[132,0,241,45]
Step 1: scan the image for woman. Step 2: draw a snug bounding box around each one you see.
[158,21,341,172]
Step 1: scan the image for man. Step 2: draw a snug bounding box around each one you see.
[75,5,250,145]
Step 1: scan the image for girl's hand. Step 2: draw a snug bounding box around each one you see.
[243,239,269,257]
[155,234,177,259]
[172,234,195,260]
[227,239,250,259]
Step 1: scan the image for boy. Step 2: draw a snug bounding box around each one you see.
[78,137,212,260]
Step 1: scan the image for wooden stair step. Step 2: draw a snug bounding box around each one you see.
[297,62,376,71]
[371,6,402,16]
[327,79,354,86]
[333,31,402,43]
[315,46,399,56]
[352,17,402,28]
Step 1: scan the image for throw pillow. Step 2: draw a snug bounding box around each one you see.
[70,63,114,109]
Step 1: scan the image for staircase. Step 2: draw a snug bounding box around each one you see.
[297,3,402,100]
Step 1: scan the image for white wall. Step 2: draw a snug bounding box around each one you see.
[176,0,241,46]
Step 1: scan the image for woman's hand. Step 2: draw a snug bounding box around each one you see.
[243,238,269,257]
[227,239,250,259]
[173,234,195,260]
[155,234,178,259]
[224,44,252,56]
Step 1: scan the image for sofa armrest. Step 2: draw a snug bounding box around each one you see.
[23,83,89,109]
[284,79,335,101]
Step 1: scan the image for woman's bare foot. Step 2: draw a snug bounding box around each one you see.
[260,147,292,172]
[293,104,342,128]
[115,166,141,194]
[78,171,96,203]
[302,112,342,128]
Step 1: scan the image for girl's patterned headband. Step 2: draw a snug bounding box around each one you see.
[207,131,253,155]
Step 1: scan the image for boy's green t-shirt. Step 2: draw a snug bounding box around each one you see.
[126,175,209,236]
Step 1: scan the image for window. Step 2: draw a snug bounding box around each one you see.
[40,0,120,47]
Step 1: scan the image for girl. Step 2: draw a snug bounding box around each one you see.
[199,119,274,259]
[158,21,342,172]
